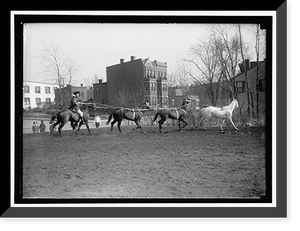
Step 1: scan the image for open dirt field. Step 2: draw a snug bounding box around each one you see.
[23,125,266,199]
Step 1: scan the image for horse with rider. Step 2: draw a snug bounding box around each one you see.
[50,91,96,136]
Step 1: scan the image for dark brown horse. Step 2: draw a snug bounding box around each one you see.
[152,99,191,133]
[106,101,151,133]
[50,98,96,136]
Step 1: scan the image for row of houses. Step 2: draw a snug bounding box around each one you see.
[23,56,266,118]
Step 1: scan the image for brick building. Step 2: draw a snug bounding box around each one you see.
[54,84,93,109]
[93,79,108,105]
[234,59,266,118]
[93,56,168,108]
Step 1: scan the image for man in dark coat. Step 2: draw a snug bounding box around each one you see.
[69,91,84,124]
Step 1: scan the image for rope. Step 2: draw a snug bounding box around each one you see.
[80,102,153,112]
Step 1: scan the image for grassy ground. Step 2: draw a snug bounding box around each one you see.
[23,125,266,199]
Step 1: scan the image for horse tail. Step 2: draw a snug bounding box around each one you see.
[196,107,205,118]
[106,113,113,125]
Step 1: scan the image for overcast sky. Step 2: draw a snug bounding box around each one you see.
[24,23,265,85]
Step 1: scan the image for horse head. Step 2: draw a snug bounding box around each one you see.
[233,98,239,108]
[139,100,152,110]
[182,98,191,106]
[83,98,97,111]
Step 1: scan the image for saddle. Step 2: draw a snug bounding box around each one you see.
[69,107,81,116]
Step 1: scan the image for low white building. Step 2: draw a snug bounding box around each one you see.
[23,81,58,110]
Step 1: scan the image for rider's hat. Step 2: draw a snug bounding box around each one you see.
[73,91,80,95]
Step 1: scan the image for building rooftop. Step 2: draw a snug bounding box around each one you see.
[107,56,167,68]
[23,80,58,85]
[142,57,167,68]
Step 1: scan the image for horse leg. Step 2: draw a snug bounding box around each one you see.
[219,118,224,131]
[198,115,207,130]
[117,120,122,133]
[135,120,144,133]
[110,119,117,132]
[178,119,182,132]
[71,122,77,136]
[75,121,83,136]
[182,119,188,129]
[85,123,92,135]
[85,120,91,135]
[158,119,165,133]
[51,121,60,133]
[228,117,239,131]
[58,121,67,137]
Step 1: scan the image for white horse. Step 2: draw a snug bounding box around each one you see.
[197,99,239,131]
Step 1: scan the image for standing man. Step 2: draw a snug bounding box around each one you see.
[69,91,84,125]
[94,114,101,128]
[39,120,46,133]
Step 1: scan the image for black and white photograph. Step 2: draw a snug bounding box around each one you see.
[21,19,270,200]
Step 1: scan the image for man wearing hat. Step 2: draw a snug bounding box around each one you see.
[69,91,84,125]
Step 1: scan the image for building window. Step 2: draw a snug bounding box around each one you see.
[145,82,149,91]
[45,86,51,94]
[24,85,30,93]
[24,97,30,105]
[36,98,41,105]
[236,81,245,93]
[45,98,51,104]
[35,86,41,93]
[162,84,167,91]
[258,79,266,92]
[146,69,150,78]
[150,69,156,79]
[151,96,157,106]
[163,97,168,105]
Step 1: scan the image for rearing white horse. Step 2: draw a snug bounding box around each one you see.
[197,99,239,131]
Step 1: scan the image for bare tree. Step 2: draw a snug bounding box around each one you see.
[211,25,241,100]
[117,86,132,107]
[39,42,80,107]
[185,37,222,106]
[83,77,94,89]
[168,62,193,87]
[238,24,253,117]
[65,56,80,86]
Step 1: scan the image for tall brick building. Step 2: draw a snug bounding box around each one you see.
[93,56,168,108]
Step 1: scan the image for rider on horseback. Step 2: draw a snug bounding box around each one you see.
[69,91,84,125]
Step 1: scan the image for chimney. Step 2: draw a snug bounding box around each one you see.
[130,56,136,61]
[239,59,251,73]
[245,59,250,70]
[80,84,83,87]
[120,58,124,64]
[98,79,102,84]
